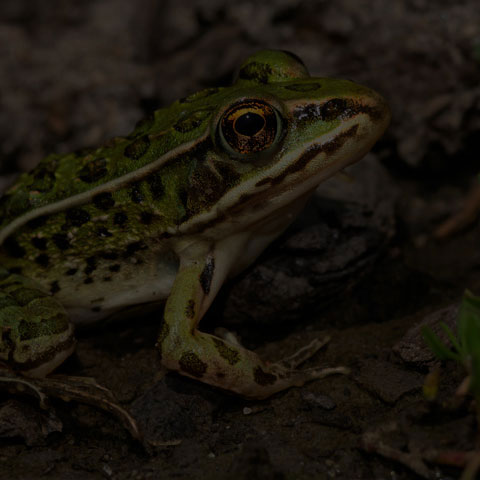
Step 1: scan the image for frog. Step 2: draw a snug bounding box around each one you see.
[0,50,390,413]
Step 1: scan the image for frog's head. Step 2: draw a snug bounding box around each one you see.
[178,50,390,236]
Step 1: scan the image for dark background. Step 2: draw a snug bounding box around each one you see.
[1,1,479,478]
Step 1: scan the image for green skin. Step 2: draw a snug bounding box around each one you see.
[0,50,390,398]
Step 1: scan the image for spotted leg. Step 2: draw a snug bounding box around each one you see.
[0,267,140,439]
[157,242,348,399]
[0,267,75,377]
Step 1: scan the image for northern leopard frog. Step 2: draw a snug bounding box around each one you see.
[0,50,390,404]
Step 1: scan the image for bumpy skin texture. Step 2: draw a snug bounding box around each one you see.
[0,50,390,397]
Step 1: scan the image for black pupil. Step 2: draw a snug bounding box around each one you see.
[235,112,265,136]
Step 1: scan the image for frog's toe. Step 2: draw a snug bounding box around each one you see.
[277,336,331,370]
[214,327,243,347]
[248,362,349,399]
[286,365,350,384]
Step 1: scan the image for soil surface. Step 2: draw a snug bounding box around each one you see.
[1,0,480,478]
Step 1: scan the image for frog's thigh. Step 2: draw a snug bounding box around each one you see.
[157,252,339,399]
[0,269,75,378]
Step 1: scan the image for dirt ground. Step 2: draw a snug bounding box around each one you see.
[1,0,480,478]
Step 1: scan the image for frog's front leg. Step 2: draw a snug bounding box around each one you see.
[158,240,348,399]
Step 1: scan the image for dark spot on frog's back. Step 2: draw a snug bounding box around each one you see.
[100,251,118,260]
[124,241,146,257]
[31,237,47,250]
[147,173,164,199]
[238,61,273,84]
[96,227,112,238]
[84,256,97,275]
[173,108,213,133]
[93,192,115,211]
[50,281,60,294]
[31,168,55,192]
[52,233,71,250]
[65,208,90,227]
[26,215,47,230]
[129,182,144,204]
[140,211,153,225]
[78,157,108,183]
[124,135,150,160]
[114,211,128,226]
[199,258,215,295]
[3,237,26,258]
[35,254,50,268]
[179,351,207,378]
[253,366,277,386]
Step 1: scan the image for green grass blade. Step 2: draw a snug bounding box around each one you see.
[458,291,480,363]
[440,322,461,352]
[421,326,460,361]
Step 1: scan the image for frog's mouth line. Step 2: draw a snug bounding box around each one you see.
[255,124,360,189]
[223,124,363,218]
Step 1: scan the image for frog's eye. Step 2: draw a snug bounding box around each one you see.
[217,100,283,157]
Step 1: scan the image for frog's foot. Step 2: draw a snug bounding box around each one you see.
[0,369,141,440]
[159,326,349,399]
[257,337,349,398]
[208,332,348,397]
[277,336,332,369]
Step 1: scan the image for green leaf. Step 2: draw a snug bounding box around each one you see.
[440,322,461,353]
[458,291,480,362]
[457,291,480,398]
[421,326,460,362]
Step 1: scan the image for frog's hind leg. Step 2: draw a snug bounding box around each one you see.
[0,267,75,377]
[0,267,142,439]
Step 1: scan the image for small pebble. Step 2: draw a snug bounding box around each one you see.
[302,392,337,410]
